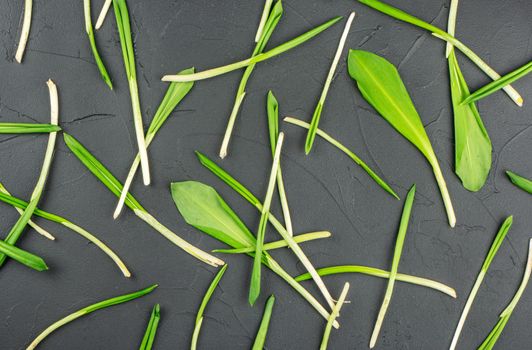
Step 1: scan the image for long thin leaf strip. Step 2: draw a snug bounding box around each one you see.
[463,61,532,106]
[446,3,491,192]
[139,304,160,350]
[0,183,131,277]
[252,295,276,350]
[478,239,532,350]
[0,238,47,271]
[95,0,112,30]
[507,170,532,194]
[191,265,228,350]
[254,0,274,42]
[320,283,350,350]
[171,181,337,327]
[449,216,512,350]
[370,185,415,348]
[294,265,456,297]
[358,0,523,106]
[114,68,195,219]
[214,231,331,254]
[195,152,336,310]
[219,1,283,159]
[250,132,285,305]
[0,80,59,268]
[284,117,399,199]
[112,0,151,185]
[0,123,61,134]
[347,51,455,225]
[162,16,343,82]
[266,91,293,236]
[27,284,158,350]
[63,133,224,267]
[305,12,356,154]
[445,0,459,58]
[84,0,113,89]
[15,0,32,63]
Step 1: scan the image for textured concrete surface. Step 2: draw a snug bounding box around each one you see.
[0,0,531,349]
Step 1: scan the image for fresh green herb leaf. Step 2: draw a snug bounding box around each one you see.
[112,0,150,184]
[252,295,276,350]
[250,132,284,305]
[347,50,455,226]
[294,265,456,297]
[15,0,32,63]
[171,180,337,327]
[219,1,282,158]
[84,0,113,89]
[284,116,399,199]
[463,61,531,106]
[191,264,228,350]
[0,80,58,268]
[358,0,523,106]
[320,283,350,350]
[477,239,532,350]
[139,304,160,350]
[305,12,356,154]
[195,152,336,310]
[254,0,274,42]
[162,16,343,82]
[449,216,512,350]
[95,0,112,30]
[114,68,195,219]
[444,0,459,58]
[0,182,131,277]
[266,91,293,236]
[27,284,158,350]
[0,238,47,271]
[370,185,415,348]
[0,123,61,134]
[213,231,331,254]
[507,170,532,194]
[446,9,491,191]
[63,133,224,267]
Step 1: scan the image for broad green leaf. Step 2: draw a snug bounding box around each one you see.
[370,185,415,348]
[171,181,255,249]
[449,50,492,191]
[0,123,61,134]
[507,170,532,194]
[27,285,158,350]
[252,295,276,350]
[348,50,455,227]
[449,216,512,350]
[464,61,531,106]
[358,0,522,106]
[139,304,160,350]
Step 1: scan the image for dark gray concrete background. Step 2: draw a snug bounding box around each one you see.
[0,0,531,349]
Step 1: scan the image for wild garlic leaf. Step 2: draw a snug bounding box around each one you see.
[507,170,532,194]
[0,123,61,134]
[449,50,492,191]
[0,239,47,271]
[171,181,256,249]
[463,60,531,106]
[320,283,350,350]
[84,0,113,89]
[15,0,32,63]
[347,50,455,227]
[252,295,276,350]
[139,304,160,350]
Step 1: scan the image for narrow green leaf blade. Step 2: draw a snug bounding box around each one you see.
[463,61,531,105]
[252,295,276,350]
[28,285,158,350]
[0,123,61,134]
[139,304,160,350]
[84,0,113,89]
[0,239,48,271]
[63,133,144,212]
[506,170,532,194]
[449,51,492,191]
